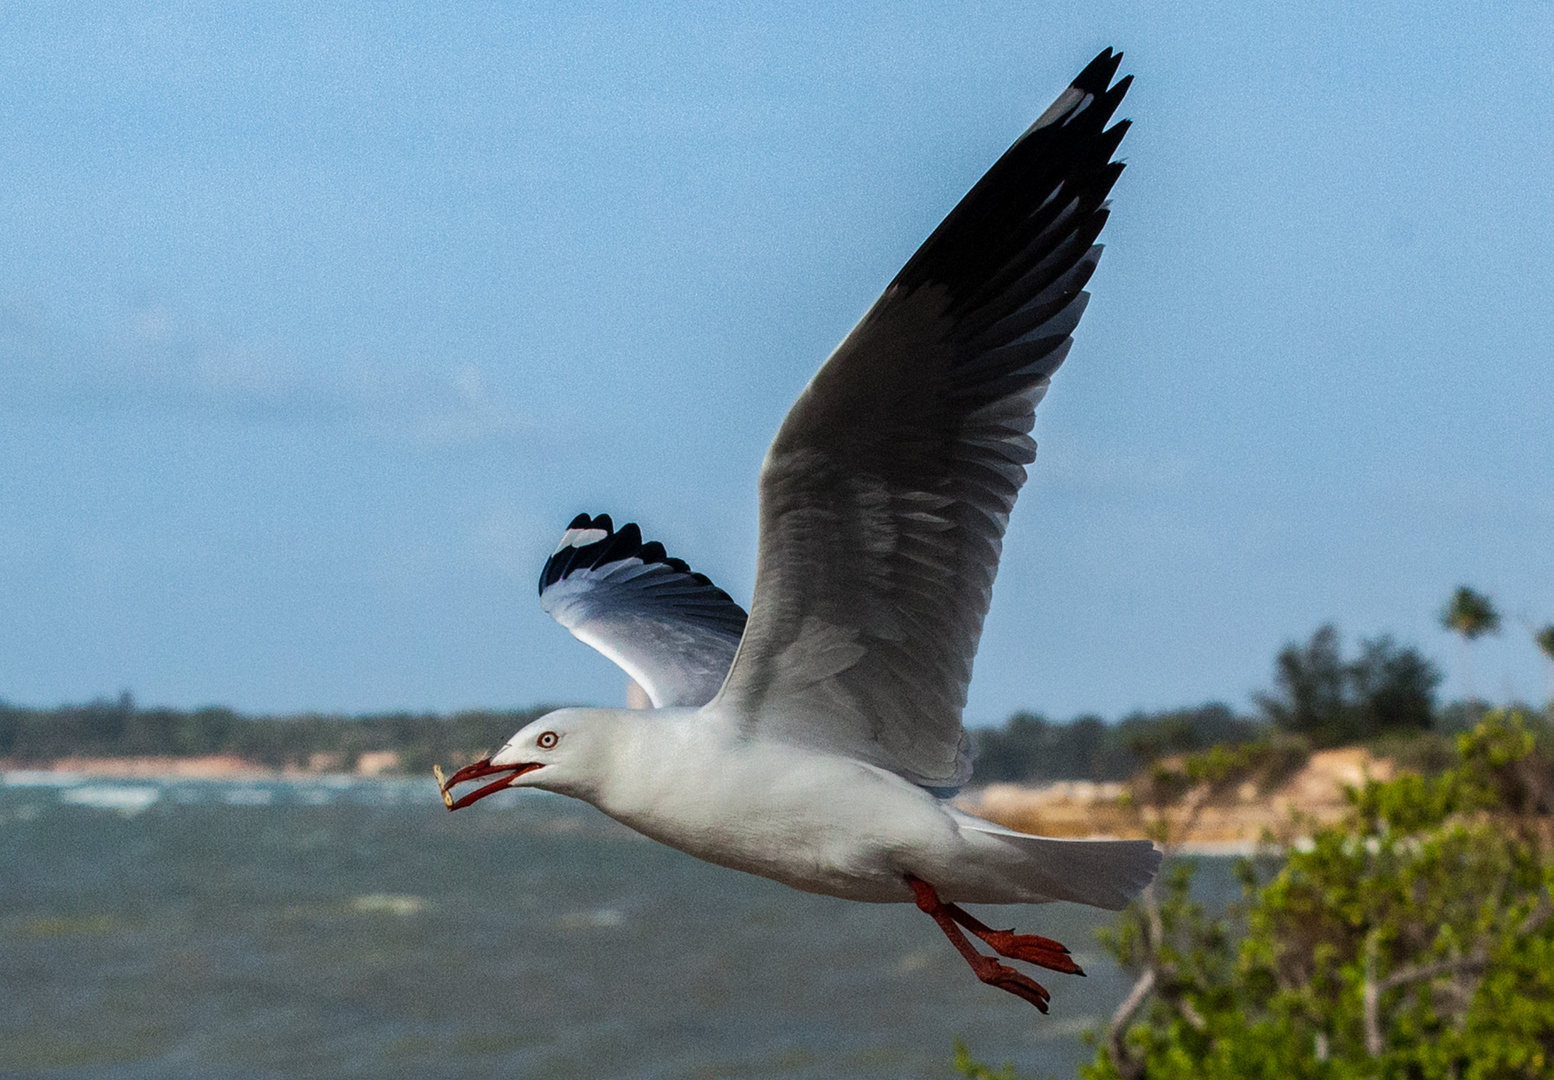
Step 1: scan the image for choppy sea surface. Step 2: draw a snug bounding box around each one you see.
[1,773,1238,1079]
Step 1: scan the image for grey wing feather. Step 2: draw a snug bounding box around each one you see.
[540,514,747,708]
[715,50,1132,786]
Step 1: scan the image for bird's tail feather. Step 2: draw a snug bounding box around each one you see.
[950,808,1162,910]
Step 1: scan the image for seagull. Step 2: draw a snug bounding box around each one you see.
[437,48,1159,1013]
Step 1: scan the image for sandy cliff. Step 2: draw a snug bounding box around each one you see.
[958,747,1395,852]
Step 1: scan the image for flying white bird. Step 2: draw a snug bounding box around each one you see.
[437,48,1159,1012]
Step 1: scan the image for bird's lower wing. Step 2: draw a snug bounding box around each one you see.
[540,514,747,708]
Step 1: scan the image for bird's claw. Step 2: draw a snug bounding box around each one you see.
[973,955,1051,1013]
[905,874,1079,1011]
[980,929,1085,976]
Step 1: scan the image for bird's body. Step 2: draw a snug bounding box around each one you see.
[542,707,944,903]
[519,705,1156,907]
[518,706,1157,908]
[438,48,1159,1011]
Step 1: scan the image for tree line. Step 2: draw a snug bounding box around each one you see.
[0,693,550,776]
[969,625,1450,783]
[0,622,1469,783]
[5,585,1548,781]
[972,584,1554,784]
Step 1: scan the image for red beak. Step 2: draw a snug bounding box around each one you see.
[434,758,542,810]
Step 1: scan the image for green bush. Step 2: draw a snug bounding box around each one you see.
[1089,710,1554,1079]
[958,712,1554,1078]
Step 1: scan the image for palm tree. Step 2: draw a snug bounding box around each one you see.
[1535,623,1554,707]
[1440,586,1500,701]
[1537,624,1554,662]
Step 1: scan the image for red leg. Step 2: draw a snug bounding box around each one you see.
[941,901,1084,976]
[906,875,1053,1012]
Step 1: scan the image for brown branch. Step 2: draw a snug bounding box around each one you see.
[1143,880,1165,955]
[1519,893,1552,936]
[1102,778,1216,1076]
[1102,769,1238,1074]
[1363,889,1553,1056]
[1362,937,1382,1057]
[1378,891,1550,996]
[1169,781,1214,853]
[1366,945,1494,1055]
[1175,995,1208,1031]
[1377,951,1490,994]
[1107,967,1155,1080]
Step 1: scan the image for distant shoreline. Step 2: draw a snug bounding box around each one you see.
[0,751,405,781]
[4,747,1387,855]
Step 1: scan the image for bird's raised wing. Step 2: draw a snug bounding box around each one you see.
[715,50,1131,787]
[540,514,747,708]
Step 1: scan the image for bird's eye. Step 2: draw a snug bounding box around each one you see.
[537,731,559,749]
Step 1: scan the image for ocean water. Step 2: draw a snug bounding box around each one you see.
[0,774,1235,1079]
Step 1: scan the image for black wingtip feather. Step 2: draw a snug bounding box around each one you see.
[538,515,749,630]
[890,50,1131,312]
[1107,74,1135,111]
[1072,48,1123,95]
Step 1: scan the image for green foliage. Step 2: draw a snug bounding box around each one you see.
[1117,705,1264,768]
[953,1039,1027,1080]
[959,712,1554,1079]
[1364,730,1459,777]
[0,695,553,773]
[1441,587,1502,641]
[1256,625,1442,747]
[1133,736,1310,819]
[1084,711,1554,1080]
[971,705,1264,784]
[1437,698,1495,735]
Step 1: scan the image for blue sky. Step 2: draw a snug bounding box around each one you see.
[3,1,1551,723]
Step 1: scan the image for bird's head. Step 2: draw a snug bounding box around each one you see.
[435,708,618,810]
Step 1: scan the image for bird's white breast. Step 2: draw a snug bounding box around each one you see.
[584,709,964,903]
